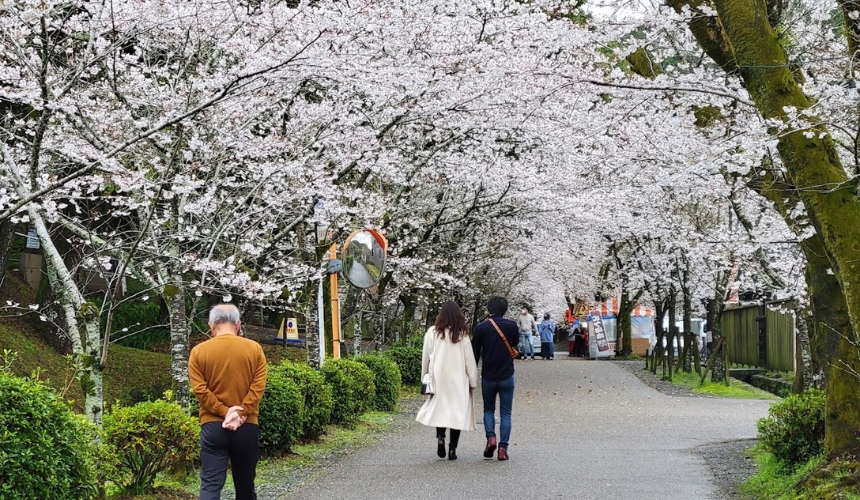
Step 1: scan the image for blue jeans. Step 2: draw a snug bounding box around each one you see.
[519,333,534,357]
[482,375,514,449]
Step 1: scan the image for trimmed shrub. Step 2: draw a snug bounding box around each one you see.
[102,396,199,493]
[273,361,333,440]
[355,354,402,411]
[757,389,825,469]
[0,371,98,500]
[321,358,376,425]
[258,368,304,454]
[382,345,422,385]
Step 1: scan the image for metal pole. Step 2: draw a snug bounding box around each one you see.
[329,243,341,359]
[317,277,326,366]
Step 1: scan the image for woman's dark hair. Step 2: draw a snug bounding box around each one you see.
[434,301,468,343]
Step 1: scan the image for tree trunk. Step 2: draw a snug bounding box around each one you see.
[618,291,633,357]
[709,297,727,384]
[353,307,363,356]
[29,205,103,423]
[793,305,813,393]
[653,298,667,375]
[682,277,693,373]
[306,284,322,369]
[710,0,860,455]
[806,240,860,456]
[666,291,676,382]
[166,286,190,409]
[0,219,14,279]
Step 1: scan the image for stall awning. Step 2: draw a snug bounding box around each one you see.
[591,296,653,318]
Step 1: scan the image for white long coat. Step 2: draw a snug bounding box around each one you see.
[415,327,479,431]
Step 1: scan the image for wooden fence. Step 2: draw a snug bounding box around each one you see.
[722,301,795,372]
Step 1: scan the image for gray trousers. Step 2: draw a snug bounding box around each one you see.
[199,421,260,500]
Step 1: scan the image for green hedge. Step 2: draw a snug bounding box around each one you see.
[0,371,98,500]
[355,355,401,411]
[321,359,375,425]
[273,361,333,440]
[757,389,825,469]
[258,369,304,454]
[102,397,199,494]
[383,345,422,385]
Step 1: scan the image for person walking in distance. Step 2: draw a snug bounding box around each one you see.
[517,306,537,360]
[472,296,519,461]
[189,304,267,500]
[538,313,556,360]
[415,301,479,460]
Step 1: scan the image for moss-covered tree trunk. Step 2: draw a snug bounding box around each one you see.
[805,238,860,455]
[710,0,860,456]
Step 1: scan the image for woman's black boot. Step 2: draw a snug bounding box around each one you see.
[437,437,446,458]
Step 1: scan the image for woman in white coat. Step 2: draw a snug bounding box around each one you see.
[415,301,479,460]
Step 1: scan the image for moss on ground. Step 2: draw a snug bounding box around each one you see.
[741,445,860,500]
[666,370,779,400]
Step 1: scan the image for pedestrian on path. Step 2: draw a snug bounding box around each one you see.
[415,301,479,461]
[189,304,268,500]
[472,296,519,461]
[568,326,579,357]
[517,306,537,360]
[538,313,555,360]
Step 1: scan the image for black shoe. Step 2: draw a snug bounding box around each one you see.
[448,447,457,460]
[437,438,446,458]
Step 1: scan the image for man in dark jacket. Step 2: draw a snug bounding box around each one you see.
[472,296,519,461]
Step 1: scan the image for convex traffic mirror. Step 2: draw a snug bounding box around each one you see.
[342,229,387,288]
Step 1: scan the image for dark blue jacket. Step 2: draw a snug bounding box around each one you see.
[472,315,519,382]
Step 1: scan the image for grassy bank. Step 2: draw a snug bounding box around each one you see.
[667,370,779,400]
[0,321,173,410]
[741,446,860,500]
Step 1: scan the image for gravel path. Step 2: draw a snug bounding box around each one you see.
[276,358,771,500]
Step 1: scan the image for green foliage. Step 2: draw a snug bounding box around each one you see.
[757,389,826,469]
[102,396,199,494]
[692,105,724,128]
[102,299,170,349]
[382,345,422,385]
[321,358,376,426]
[740,444,825,500]
[258,369,304,454]
[272,361,332,440]
[355,354,402,411]
[0,370,98,500]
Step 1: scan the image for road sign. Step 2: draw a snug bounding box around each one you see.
[286,318,299,339]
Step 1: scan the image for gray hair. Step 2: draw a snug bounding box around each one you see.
[209,304,241,326]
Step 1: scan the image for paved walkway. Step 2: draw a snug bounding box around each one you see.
[286,359,772,500]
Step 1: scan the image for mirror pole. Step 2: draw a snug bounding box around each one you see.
[329,243,342,359]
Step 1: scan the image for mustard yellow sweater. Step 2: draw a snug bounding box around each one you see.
[188,335,267,425]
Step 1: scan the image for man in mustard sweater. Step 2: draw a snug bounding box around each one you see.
[189,304,267,500]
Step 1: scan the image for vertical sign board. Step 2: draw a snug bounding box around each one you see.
[592,314,610,352]
[285,318,299,340]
